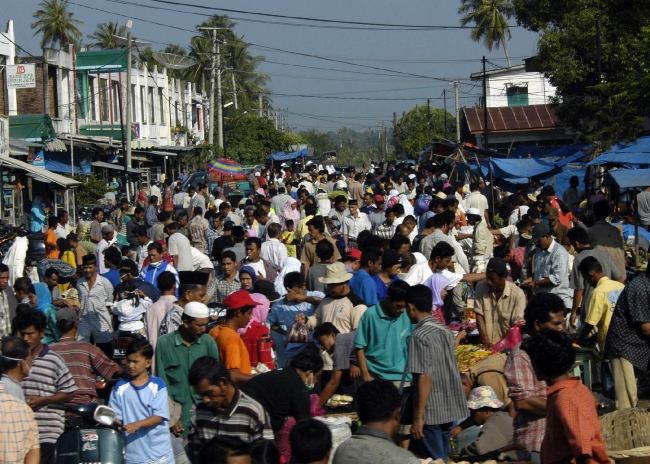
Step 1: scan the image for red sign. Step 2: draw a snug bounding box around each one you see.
[16,65,26,74]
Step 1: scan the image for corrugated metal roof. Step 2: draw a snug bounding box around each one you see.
[463,104,561,134]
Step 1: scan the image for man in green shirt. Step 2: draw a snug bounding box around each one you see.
[155,301,220,439]
[355,280,413,383]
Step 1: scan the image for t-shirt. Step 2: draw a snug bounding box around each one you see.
[108,376,174,464]
[585,277,625,352]
[101,268,121,288]
[570,248,622,321]
[168,232,193,271]
[191,247,214,271]
[209,325,252,375]
[246,260,266,278]
[332,331,358,371]
[306,262,329,293]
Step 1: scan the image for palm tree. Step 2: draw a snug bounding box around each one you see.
[87,21,128,50]
[31,0,83,49]
[224,40,271,111]
[458,0,515,66]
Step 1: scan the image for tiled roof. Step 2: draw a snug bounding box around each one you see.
[464,104,562,134]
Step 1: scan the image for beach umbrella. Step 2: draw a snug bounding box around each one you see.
[206,158,246,184]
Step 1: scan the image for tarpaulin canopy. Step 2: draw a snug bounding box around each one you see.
[587,152,650,166]
[545,167,587,199]
[490,158,559,180]
[266,148,309,161]
[602,169,650,189]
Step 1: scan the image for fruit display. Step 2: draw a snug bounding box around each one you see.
[455,345,493,372]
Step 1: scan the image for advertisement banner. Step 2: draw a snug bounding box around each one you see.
[0,114,8,157]
[32,150,46,168]
[7,64,36,89]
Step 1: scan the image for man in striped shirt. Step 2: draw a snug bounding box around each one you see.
[188,357,273,459]
[406,285,468,462]
[15,308,76,464]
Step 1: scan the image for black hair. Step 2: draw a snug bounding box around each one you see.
[360,233,383,252]
[516,218,533,230]
[357,379,402,423]
[285,219,294,227]
[245,237,262,250]
[250,439,280,464]
[189,356,231,386]
[493,244,510,260]
[193,206,204,216]
[593,200,610,220]
[157,211,170,222]
[289,419,332,464]
[400,252,416,268]
[360,248,382,267]
[521,329,577,378]
[392,204,405,216]
[430,241,454,261]
[197,183,207,191]
[57,237,72,256]
[48,216,59,228]
[567,227,590,245]
[289,344,324,372]
[433,212,449,229]
[403,215,416,224]
[429,197,442,211]
[0,263,7,273]
[470,182,479,191]
[198,436,250,464]
[149,196,159,204]
[523,293,566,329]
[133,225,148,237]
[126,339,154,360]
[13,277,32,295]
[266,223,282,239]
[284,271,304,290]
[315,239,335,261]
[148,242,163,254]
[312,322,340,339]
[92,207,103,219]
[104,247,122,267]
[1,336,30,371]
[306,216,325,234]
[13,308,47,332]
[527,207,541,220]
[45,268,60,279]
[442,197,457,209]
[219,202,231,211]
[389,234,411,252]
[176,211,189,221]
[220,250,237,263]
[57,209,68,220]
[406,284,433,313]
[304,203,318,217]
[577,255,603,275]
[572,210,586,222]
[386,279,410,302]
[157,271,177,292]
[253,208,267,220]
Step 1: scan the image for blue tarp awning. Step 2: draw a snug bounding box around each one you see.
[266,148,309,161]
[545,167,587,200]
[602,169,650,189]
[587,152,650,166]
[490,158,559,180]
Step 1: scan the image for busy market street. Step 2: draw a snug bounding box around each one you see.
[2,1,650,464]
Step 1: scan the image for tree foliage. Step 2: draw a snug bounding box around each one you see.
[31,0,83,49]
[223,114,286,165]
[87,21,127,50]
[458,0,515,66]
[513,0,650,146]
[392,106,456,158]
[70,174,108,205]
[300,129,336,156]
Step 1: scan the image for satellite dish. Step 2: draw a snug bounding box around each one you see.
[112,35,151,48]
[152,52,194,70]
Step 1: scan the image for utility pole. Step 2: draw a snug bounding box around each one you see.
[443,89,447,140]
[197,27,229,148]
[216,39,223,149]
[231,70,238,110]
[258,92,263,117]
[454,81,460,143]
[483,56,489,149]
[596,15,602,84]
[427,98,430,120]
[124,31,132,201]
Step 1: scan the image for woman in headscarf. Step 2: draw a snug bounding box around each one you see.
[30,196,48,233]
[399,192,415,217]
[240,266,257,292]
[57,238,76,292]
[240,293,274,371]
[274,257,302,297]
[32,282,60,344]
[423,273,451,325]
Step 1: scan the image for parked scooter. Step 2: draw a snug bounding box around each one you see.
[52,403,125,464]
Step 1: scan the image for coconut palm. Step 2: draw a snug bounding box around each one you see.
[87,22,128,50]
[458,0,515,66]
[224,40,271,112]
[31,0,83,49]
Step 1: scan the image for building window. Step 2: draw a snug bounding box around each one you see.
[175,102,179,126]
[112,81,121,122]
[88,76,96,121]
[158,88,165,124]
[100,78,109,121]
[140,86,146,122]
[506,84,529,107]
[148,87,155,123]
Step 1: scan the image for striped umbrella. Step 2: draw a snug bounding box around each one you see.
[206,158,246,184]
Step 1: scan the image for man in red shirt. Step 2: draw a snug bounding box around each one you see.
[522,330,610,464]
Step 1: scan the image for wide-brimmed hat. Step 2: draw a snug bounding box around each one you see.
[467,386,503,410]
[527,192,539,202]
[319,262,353,284]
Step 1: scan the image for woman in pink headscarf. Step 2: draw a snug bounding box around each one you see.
[423,273,451,325]
[240,292,275,370]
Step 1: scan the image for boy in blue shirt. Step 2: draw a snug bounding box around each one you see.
[109,339,174,464]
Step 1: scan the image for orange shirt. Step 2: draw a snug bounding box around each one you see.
[209,325,252,375]
[44,229,59,259]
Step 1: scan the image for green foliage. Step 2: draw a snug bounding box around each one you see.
[513,0,650,146]
[283,132,307,148]
[458,0,515,65]
[392,106,456,158]
[31,0,83,49]
[87,21,127,50]
[70,174,108,205]
[224,114,286,165]
[300,129,336,156]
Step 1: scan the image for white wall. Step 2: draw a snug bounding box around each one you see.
[482,68,557,108]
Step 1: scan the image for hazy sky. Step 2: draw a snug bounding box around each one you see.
[8,0,540,133]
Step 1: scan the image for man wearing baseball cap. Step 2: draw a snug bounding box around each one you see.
[210,290,257,385]
[521,223,572,308]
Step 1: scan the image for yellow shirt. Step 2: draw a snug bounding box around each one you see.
[282,231,296,257]
[585,276,625,351]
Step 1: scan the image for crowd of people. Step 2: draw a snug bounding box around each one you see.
[1,159,642,464]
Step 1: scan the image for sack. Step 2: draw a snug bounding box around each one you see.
[286,322,310,343]
[491,321,523,354]
[414,195,432,216]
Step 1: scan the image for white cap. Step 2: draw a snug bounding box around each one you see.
[183,302,210,318]
[466,207,482,216]
[254,171,261,177]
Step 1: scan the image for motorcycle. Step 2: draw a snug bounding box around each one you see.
[112,330,146,367]
[52,403,125,464]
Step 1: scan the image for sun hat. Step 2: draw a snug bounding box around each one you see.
[318,262,353,284]
[467,386,504,410]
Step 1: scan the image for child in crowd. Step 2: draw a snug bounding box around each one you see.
[109,340,174,464]
[111,280,153,337]
[282,220,297,257]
